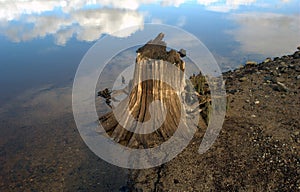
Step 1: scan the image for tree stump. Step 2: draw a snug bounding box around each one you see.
[98,33,208,148]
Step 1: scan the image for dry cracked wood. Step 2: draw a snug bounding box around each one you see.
[98,33,210,148]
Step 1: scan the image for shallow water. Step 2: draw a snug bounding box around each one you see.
[0,84,128,191]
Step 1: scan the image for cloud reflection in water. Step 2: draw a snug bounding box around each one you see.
[0,0,298,59]
[1,8,144,45]
[228,12,300,57]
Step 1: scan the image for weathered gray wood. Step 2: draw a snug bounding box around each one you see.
[98,33,208,148]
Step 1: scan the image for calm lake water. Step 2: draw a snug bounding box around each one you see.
[0,0,299,191]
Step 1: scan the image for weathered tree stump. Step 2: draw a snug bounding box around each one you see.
[98,33,208,148]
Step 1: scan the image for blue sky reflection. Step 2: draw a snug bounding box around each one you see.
[0,0,299,102]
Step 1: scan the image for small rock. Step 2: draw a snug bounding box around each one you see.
[264,76,275,83]
[263,58,272,63]
[288,64,295,69]
[271,70,279,76]
[238,65,244,69]
[251,115,256,118]
[293,51,300,59]
[246,61,257,66]
[228,89,238,94]
[296,75,300,80]
[282,55,289,59]
[279,67,288,73]
[280,62,287,67]
[276,77,285,83]
[272,82,289,92]
[239,77,247,82]
[254,101,260,104]
[174,179,179,184]
[277,82,289,91]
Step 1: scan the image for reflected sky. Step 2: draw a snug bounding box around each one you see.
[0,0,299,104]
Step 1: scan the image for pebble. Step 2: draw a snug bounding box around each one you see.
[293,52,300,59]
[279,67,288,73]
[276,77,285,83]
[239,77,247,82]
[228,89,238,94]
[254,101,260,104]
[288,64,295,69]
[246,61,257,66]
[174,179,179,184]
[277,82,289,92]
[264,76,275,83]
[280,62,288,67]
[251,115,256,118]
[238,65,244,69]
[264,58,272,63]
[296,75,300,80]
[271,71,278,76]
[271,82,288,92]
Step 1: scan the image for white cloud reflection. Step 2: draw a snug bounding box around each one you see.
[199,0,257,12]
[0,1,146,45]
[0,0,293,21]
[1,8,144,45]
[228,13,300,56]
[0,0,296,45]
[176,16,187,27]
